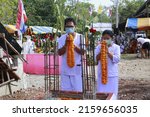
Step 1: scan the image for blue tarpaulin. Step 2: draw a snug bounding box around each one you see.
[126,18,150,30]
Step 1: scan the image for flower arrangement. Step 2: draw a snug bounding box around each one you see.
[33,34,55,53]
[84,26,101,66]
[84,26,101,47]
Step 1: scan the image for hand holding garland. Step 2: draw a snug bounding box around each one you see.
[74,45,85,55]
[58,35,70,56]
[107,51,113,60]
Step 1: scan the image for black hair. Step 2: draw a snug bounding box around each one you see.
[102,30,114,38]
[64,17,76,26]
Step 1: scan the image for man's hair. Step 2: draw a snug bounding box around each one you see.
[102,30,114,38]
[64,17,76,26]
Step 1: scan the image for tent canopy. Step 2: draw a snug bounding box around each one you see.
[30,26,53,34]
[92,23,112,32]
[126,18,150,30]
[4,25,58,34]
[4,25,17,33]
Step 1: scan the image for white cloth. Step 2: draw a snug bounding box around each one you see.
[144,38,150,43]
[61,74,82,92]
[95,43,120,99]
[137,38,147,45]
[58,33,83,91]
[95,43,120,77]
[22,38,35,54]
[120,44,124,53]
[16,30,23,47]
[58,33,82,75]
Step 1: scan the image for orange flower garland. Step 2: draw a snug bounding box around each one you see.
[66,34,75,68]
[100,41,108,84]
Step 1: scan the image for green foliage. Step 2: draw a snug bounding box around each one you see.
[111,0,145,24]
[54,0,67,34]
[0,0,113,33]
[0,0,95,33]
[96,13,111,23]
[24,0,57,27]
[0,0,18,24]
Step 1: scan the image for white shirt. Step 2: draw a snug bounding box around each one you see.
[144,38,150,43]
[95,43,120,77]
[58,33,83,75]
[137,38,146,44]
[22,39,35,54]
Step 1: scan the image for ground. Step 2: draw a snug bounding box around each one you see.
[118,54,150,100]
[0,54,150,100]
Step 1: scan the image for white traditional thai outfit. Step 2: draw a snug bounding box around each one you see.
[22,36,35,54]
[58,33,83,92]
[95,43,120,99]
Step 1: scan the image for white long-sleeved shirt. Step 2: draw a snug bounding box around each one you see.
[95,43,120,77]
[58,33,83,75]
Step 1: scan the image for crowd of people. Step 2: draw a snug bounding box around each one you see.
[113,32,150,58]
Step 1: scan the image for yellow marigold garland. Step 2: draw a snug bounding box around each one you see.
[100,41,108,84]
[66,34,75,68]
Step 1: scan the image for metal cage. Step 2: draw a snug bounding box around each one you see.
[44,34,111,100]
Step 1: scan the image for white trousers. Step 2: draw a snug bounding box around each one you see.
[61,74,82,92]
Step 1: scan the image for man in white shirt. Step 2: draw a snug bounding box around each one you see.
[58,17,85,92]
[137,37,150,58]
[22,35,35,54]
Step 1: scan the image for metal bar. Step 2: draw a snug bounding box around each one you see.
[80,34,85,99]
[48,41,51,93]
[92,38,96,99]
[56,41,59,91]
[53,47,56,91]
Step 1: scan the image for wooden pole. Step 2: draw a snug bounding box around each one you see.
[0,33,27,63]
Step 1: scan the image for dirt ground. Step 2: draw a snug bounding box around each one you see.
[0,54,150,100]
[118,54,150,100]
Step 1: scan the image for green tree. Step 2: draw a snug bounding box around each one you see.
[55,0,95,33]
[97,13,111,23]
[0,0,18,24]
[68,1,95,33]
[111,0,145,24]
[24,0,57,26]
[0,0,95,34]
[54,0,67,34]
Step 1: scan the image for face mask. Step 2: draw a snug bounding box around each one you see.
[65,27,75,34]
[106,39,112,46]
